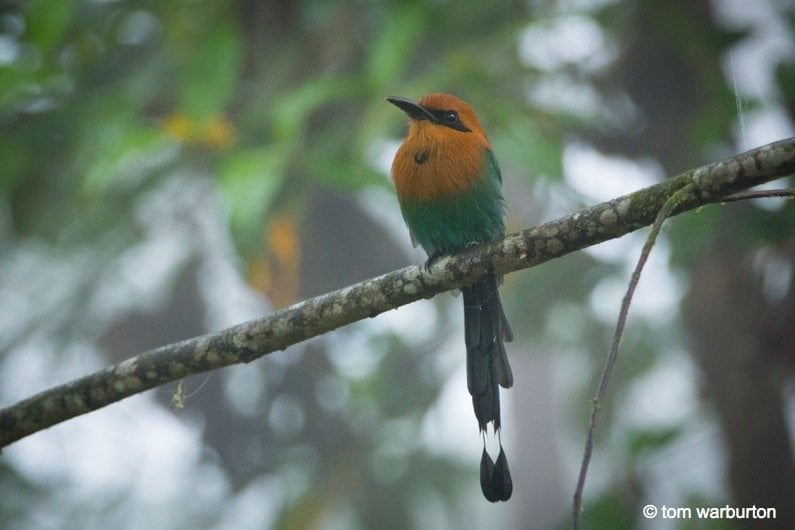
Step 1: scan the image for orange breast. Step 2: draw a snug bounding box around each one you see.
[392,120,492,203]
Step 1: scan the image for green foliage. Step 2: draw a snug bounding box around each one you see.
[179,21,243,120]
[626,426,681,458]
[219,147,285,249]
[574,490,636,530]
[366,2,425,90]
[24,0,75,55]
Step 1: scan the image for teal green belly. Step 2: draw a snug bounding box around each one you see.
[400,183,505,257]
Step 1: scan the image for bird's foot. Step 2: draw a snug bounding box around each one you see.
[422,252,444,272]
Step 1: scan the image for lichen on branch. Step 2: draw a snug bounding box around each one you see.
[1,137,793,449]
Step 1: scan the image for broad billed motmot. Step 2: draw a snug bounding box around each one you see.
[387,93,514,502]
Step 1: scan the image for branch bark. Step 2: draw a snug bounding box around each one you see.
[2,137,794,449]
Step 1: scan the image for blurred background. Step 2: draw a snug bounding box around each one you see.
[1,0,794,528]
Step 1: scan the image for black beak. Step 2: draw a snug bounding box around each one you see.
[386,96,438,122]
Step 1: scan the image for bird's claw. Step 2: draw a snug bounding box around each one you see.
[422,252,443,272]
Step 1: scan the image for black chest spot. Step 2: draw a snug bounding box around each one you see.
[414,150,429,164]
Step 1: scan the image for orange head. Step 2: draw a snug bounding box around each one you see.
[387,93,494,202]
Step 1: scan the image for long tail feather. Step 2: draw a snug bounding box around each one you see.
[463,275,514,502]
[463,275,513,431]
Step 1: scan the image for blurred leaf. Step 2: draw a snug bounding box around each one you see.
[179,22,243,120]
[270,77,358,141]
[71,95,176,195]
[366,2,425,89]
[738,201,795,247]
[0,70,35,114]
[576,490,635,530]
[24,0,75,54]
[626,426,681,458]
[81,124,175,195]
[668,208,723,266]
[0,130,27,191]
[219,147,285,250]
[306,157,387,189]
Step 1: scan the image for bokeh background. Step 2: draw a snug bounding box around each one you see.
[1,0,793,529]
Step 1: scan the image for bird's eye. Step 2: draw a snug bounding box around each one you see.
[444,111,459,124]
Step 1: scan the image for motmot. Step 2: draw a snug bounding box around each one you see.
[388,93,514,502]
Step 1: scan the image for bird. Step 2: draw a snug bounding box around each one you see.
[387,93,514,502]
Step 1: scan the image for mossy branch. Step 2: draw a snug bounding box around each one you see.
[2,137,794,449]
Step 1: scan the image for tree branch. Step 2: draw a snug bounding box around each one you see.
[2,137,794,449]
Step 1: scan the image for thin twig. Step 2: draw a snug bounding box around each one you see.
[721,188,795,202]
[572,183,694,529]
[570,164,795,526]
